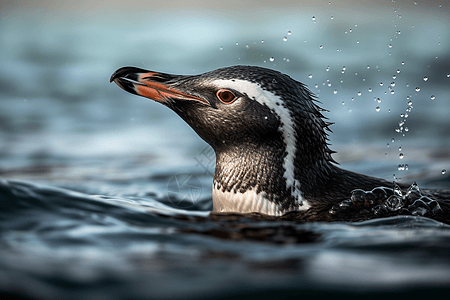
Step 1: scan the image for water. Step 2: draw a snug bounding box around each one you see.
[1,2,450,299]
[2,180,450,300]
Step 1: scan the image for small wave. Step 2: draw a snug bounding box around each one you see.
[329,182,450,225]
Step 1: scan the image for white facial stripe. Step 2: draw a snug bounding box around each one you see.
[211,79,307,209]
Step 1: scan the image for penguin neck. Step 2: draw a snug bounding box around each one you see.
[211,141,390,215]
[211,139,335,215]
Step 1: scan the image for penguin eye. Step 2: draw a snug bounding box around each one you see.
[216,89,237,104]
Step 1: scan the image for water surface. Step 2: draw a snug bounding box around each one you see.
[1,2,450,299]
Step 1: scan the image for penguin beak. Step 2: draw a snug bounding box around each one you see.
[110,66,208,105]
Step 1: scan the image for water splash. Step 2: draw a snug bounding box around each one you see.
[330,182,443,218]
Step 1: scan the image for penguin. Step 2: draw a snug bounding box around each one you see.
[110,65,450,223]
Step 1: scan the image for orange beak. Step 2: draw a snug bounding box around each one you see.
[110,66,208,105]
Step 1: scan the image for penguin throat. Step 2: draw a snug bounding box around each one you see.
[212,143,314,215]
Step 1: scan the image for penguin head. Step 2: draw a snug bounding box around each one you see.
[110,65,332,158]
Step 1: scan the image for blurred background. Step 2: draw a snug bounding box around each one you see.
[1,2,450,300]
[1,0,449,187]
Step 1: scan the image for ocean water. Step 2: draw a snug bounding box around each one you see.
[1,2,450,299]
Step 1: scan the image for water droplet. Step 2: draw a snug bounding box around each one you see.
[342,101,345,105]
[368,88,372,92]
[283,36,288,42]
[405,127,409,132]
[398,146,402,151]
[391,82,396,87]
[312,16,316,21]
[261,40,264,43]
[334,89,338,94]
[245,44,249,49]
[287,31,292,35]
[401,61,405,65]
[357,92,361,96]
[408,100,413,106]
[414,1,418,5]
[376,106,381,112]
[394,182,403,197]
[415,87,421,92]
[286,58,290,62]
[391,90,395,95]
[397,30,401,35]
[399,153,404,159]
[377,98,381,103]
[219,46,223,50]
[442,169,447,175]
[331,16,334,19]
[356,40,359,44]
[367,65,370,69]
[447,74,450,78]
[431,95,436,100]
[392,138,395,143]
[423,76,428,81]
[387,143,390,147]
[398,164,405,171]
[326,66,330,72]
[264,116,268,120]
[380,82,383,86]
[388,44,393,48]
[315,84,319,88]
[235,42,239,46]
[308,74,313,79]
[269,57,275,62]
[319,45,323,49]
[397,69,401,74]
